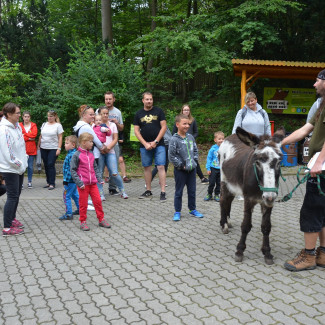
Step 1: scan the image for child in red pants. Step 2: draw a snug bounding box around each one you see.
[70,132,111,231]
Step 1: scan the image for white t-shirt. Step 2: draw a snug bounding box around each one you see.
[40,122,64,149]
[103,122,118,154]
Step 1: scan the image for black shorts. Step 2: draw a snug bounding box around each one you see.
[300,177,325,232]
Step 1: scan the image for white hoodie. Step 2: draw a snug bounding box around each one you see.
[0,117,28,174]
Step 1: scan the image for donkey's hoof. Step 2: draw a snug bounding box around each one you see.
[228,221,233,228]
[222,225,229,234]
[235,254,243,262]
[264,257,274,265]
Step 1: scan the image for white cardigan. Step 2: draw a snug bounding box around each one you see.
[0,117,28,175]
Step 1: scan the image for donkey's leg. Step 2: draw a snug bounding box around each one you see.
[235,201,254,262]
[220,182,235,234]
[260,204,274,265]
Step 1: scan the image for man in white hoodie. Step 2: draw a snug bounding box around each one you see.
[0,102,27,237]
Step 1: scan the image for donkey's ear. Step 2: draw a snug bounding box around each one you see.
[272,126,286,143]
[236,127,260,147]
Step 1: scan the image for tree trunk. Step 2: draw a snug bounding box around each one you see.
[193,0,198,15]
[146,0,157,88]
[187,0,192,18]
[101,0,113,54]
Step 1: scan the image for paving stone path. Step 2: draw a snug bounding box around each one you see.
[0,174,324,325]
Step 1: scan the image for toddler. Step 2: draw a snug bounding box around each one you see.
[93,114,111,143]
[70,132,111,231]
[60,135,79,220]
[204,131,225,202]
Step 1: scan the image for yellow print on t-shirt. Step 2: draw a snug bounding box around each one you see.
[140,114,158,124]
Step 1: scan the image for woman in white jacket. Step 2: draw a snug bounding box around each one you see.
[0,103,28,236]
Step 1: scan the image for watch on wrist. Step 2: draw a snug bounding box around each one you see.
[155,140,159,145]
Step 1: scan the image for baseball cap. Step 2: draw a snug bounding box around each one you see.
[317,69,325,80]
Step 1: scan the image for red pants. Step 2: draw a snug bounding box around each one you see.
[78,184,104,223]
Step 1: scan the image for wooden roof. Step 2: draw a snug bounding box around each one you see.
[232,59,325,80]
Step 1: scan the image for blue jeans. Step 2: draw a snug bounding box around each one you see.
[140,145,166,167]
[99,153,124,192]
[174,168,196,212]
[40,149,58,186]
[27,155,36,182]
[152,145,169,181]
[1,173,24,228]
[63,183,79,215]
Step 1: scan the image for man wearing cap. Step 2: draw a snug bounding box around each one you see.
[282,69,325,272]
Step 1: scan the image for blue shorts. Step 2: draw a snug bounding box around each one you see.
[140,145,166,167]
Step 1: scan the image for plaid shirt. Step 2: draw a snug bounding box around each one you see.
[63,148,77,183]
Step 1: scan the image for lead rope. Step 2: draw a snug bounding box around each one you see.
[277,166,325,202]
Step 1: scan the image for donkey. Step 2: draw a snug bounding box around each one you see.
[218,127,285,265]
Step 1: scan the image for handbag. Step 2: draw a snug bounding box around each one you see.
[36,149,42,174]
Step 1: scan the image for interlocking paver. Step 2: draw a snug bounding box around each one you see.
[1,174,325,324]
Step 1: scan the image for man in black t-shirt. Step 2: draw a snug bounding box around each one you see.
[134,92,167,200]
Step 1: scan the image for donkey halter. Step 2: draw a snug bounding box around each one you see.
[253,163,279,193]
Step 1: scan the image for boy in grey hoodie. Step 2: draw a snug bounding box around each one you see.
[168,114,204,221]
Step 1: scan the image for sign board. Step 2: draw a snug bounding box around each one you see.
[263,87,315,115]
[129,124,139,142]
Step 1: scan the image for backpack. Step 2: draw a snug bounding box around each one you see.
[241,107,266,127]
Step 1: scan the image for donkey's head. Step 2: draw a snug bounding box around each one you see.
[236,127,285,207]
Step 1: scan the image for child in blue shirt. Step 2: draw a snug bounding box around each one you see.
[204,131,225,202]
[59,135,79,220]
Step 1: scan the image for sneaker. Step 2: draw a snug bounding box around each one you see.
[237,195,244,201]
[204,194,212,201]
[88,200,93,205]
[87,205,95,211]
[201,177,209,184]
[105,177,110,183]
[100,195,106,201]
[316,247,325,267]
[214,195,220,202]
[11,219,24,229]
[160,192,166,202]
[99,219,111,228]
[3,227,24,236]
[28,182,33,189]
[59,214,73,221]
[139,190,153,199]
[80,222,90,231]
[109,189,120,196]
[72,209,79,216]
[173,212,181,221]
[121,192,129,199]
[189,209,204,218]
[48,185,55,190]
[123,176,131,183]
[284,249,317,271]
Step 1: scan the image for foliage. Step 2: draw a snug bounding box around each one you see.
[0,59,31,107]
[24,41,145,134]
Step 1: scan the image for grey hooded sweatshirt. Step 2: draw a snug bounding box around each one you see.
[168,133,198,171]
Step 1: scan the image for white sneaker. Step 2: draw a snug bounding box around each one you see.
[100,195,106,201]
[87,205,95,211]
[88,200,93,205]
[121,192,128,199]
[237,195,244,201]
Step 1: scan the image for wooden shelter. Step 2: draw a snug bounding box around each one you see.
[232,59,325,107]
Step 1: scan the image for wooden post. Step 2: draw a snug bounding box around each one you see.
[241,69,247,108]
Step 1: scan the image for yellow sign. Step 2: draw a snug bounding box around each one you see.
[129,124,139,142]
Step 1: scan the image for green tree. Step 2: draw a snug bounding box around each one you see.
[24,41,144,133]
[0,59,31,107]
